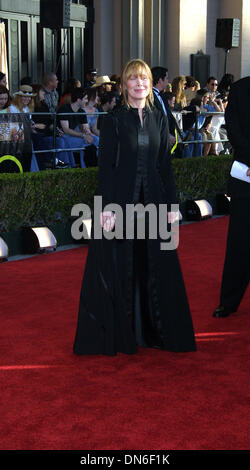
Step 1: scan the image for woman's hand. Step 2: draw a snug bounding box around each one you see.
[100,211,116,232]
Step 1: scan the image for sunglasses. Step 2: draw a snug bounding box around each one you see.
[210,83,218,86]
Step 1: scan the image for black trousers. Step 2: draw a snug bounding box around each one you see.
[220,196,250,311]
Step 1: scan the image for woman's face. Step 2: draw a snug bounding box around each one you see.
[0,76,7,87]
[21,95,32,107]
[0,93,8,109]
[126,71,150,103]
[105,84,112,92]
[168,96,175,109]
[202,94,209,104]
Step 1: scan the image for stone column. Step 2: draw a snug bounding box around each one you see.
[144,0,167,67]
[122,0,144,65]
[93,0,114,76]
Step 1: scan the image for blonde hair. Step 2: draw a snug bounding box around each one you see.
[121,58,154,108]
[171,75,187,108]
[11,94,34,112]
[194,80,200,91]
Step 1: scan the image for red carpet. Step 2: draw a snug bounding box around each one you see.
[0,217,249,450]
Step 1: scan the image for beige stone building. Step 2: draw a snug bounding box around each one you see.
[1,0,250,94]
[94,0,250,84]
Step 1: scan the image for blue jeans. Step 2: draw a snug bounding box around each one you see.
[32,134,70,169]
[62,134,99,168]
[182,130,203,157]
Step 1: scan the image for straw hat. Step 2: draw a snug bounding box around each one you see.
[14,85,36,97]
[91,75,116,88]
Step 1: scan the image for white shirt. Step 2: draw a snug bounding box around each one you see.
[9,104,29,114]
[153,87,167,115]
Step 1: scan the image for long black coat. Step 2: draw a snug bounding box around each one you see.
[218,78,250,310]
[225,77,250,198]
[73,105,196,356]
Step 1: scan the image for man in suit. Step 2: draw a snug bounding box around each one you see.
[213,77,250,317]
[151,66,182,151]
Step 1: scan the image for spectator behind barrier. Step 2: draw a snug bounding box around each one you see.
[57,87,98,168]
[9,85,36,114]
[202,82,225,155]
[97,90,117,131]
[31,84,68,170]
[91,75,116,104]
[42,72,59,113]
[83,87,100,138]
[84,68,97,88]
[184,76,196,105]
[171,75,187,111]
[205,76,219,97]
[110,74,122,105]
[217,73,234,97]
[181,96,204,158]
[3,85,35,171]
[0,85,11,113]
[59,77,81,107]
[0,72,7,87]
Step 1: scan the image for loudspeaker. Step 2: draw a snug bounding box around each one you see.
[40,0,71,29]
[215,18,240,49]
[191,50,210,88]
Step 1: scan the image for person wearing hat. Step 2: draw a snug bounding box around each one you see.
[9,85,36,114]
[8,85,37,172]
[92,75,116,99]
[84,68,97,88]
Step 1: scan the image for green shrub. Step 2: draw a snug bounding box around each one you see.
[173,155,232,202]
[0,155,232,232]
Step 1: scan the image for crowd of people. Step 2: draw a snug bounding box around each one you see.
[0,70,118,170]
[0,67,233,171]
[154,70,233,157]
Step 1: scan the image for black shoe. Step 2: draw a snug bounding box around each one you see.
[213,305,236,318]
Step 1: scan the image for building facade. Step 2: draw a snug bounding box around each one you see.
[94,0,250,84]
[1,0,250,94]
[0,0,94,94]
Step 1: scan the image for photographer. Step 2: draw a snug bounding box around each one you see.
[203,81,226,155]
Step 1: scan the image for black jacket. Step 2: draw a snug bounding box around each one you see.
[225,77,250,197]
[98,105,177,209]
[153,91,182,139]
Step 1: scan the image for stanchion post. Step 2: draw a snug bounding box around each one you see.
[52,112,57,169]
[194,110,199,156]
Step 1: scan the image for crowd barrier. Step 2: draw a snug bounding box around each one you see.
[0,110,106,171]
[0,109,229,171]
[172,110,230,156]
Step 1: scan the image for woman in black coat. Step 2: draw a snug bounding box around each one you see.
[73,59,196,356]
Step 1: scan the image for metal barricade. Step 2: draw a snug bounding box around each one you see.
[172,110,230,156]
[0,109,230,170]
[0,110,107,170]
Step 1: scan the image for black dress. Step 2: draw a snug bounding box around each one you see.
[73,105,196,355]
